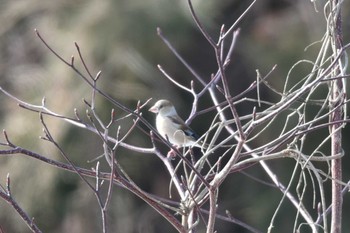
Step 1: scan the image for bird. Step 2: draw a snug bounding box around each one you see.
[148,99,204,148]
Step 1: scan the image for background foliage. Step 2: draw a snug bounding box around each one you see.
[0,0,349,232]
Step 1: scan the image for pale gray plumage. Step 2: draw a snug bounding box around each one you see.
[149,99,202,148]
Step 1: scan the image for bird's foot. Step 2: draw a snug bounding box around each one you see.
[167,148,179,159]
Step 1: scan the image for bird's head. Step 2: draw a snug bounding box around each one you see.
[149,99,177,117]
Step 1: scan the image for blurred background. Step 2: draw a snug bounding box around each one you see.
[0,0,349,232]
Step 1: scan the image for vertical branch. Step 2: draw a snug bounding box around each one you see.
[329,1,344,233]
[206,189,217,233]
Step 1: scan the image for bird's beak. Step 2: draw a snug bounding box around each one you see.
[148,106,158,113]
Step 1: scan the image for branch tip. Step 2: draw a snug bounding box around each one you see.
[74,108,81,121]
[82,98,91,107]
[95,71,102,81]
[6,173,11,195]
[74,42,79,50]
[190,80,195,90]
[3,130,11,144]
[41,97,46,106]
[157,27,162,35]
[220,24,226,34]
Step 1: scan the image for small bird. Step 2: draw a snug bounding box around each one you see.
[149,99,203,148]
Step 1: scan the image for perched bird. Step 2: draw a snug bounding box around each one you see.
[149,99,203,148]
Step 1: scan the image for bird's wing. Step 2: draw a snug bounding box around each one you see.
[168,115,199,140]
